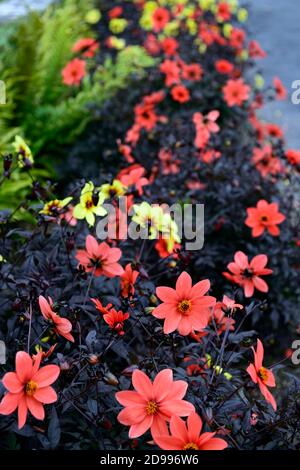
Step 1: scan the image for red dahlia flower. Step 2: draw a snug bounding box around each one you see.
[158,148,180,175]
[91,298,129,335]
[118,165,149,195]
[220,295,243,313]
[144,33,161,56]
[286,149,300,165]
[199,22,226,46]
[39,296,74,342]
[171,85,190,103]
[115,369,194,439]
[152,7,170,32]
[199,149,221,164]
[155,237,181,258]
[76,235,124,278]
[265,123,284,139]
[252,145,283,177]
[154,412,228,450]
[152,271,216,335]
[108,6,123,19]
[273,77,287,101]
[125,124,141,146]
[245,200,285,237]
[215,59,234,75]
[103,309,129,336]
[210,295,242,335]
[120,263,139,298]
[160,37,179,56]
[248,40,266,58]
[62,58,86,86]
[247,339,277,410]
[143,90,165,106]
[223,78,250,107]
[117,140,135,163]
[0,351,60,429]
[229,28,246,49]
[182,63,203,81]
[72,38,99,58]
[134,103,158,131]
[91,298,113,315]
[210,307,235,335]
[223,251,273,298]
[217,2,231,21]
[160,59,181,87]
[193,110,220,150]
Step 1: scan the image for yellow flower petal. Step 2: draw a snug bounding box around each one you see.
[86,211,95,226]
[73,205,87,219]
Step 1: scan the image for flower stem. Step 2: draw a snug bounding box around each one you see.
[27,302,33,354]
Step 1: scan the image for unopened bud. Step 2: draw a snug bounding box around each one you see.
[22,157,33,169]
[149,295,158,306]
[3,154,12,175]
[101,418,112,430]
[168,260,177,268]
[104,371,119,386]
[223,372,232,380]
[213,365,223,375]
[92,192,99,206]
[88,354,100,365]
[144,307,155,314]
[121,365,137,377]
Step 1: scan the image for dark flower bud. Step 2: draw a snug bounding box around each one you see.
[121,365,138,377]
[3,153,13,176]
[22,157,34,169]
[101,418,112,430]
[88,354,100,365]
[103,371,119,386]
[92,191,99,206]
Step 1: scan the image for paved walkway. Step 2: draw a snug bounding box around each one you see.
[247,0,300,148]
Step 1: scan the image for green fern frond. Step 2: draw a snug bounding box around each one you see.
[0,0,93,151]
[0,1,155,156]
[0,1,155,220]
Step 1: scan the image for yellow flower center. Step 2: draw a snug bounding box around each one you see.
[146,401,159,415]
[258,367,268,383]
[25,380,38,396]
[183,442,199,450]
[177,299,192,315]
